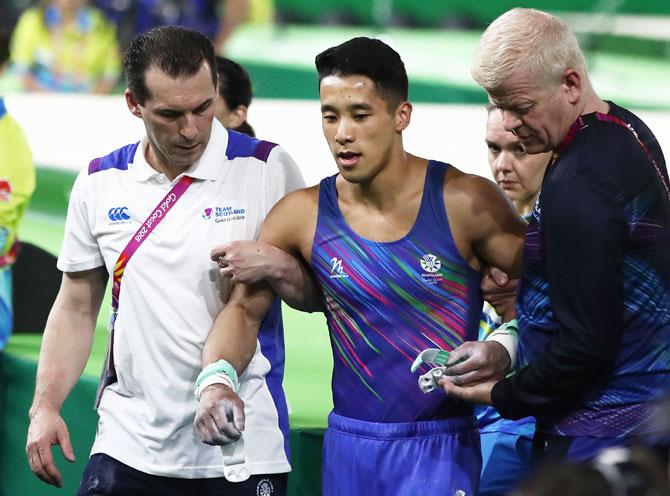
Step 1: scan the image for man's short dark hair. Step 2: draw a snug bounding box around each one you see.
[0,29,10,67]
[124,26,217,105]
[315,37,408,108]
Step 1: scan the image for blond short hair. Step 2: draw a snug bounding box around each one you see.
[471,8,587,91]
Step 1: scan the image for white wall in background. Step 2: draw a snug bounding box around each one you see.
[6,93,670,187]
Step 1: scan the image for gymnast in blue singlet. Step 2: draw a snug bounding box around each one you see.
[202,36,527,496]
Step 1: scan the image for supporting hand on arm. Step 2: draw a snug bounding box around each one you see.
[210,240,322,312]
[481,266,518,322]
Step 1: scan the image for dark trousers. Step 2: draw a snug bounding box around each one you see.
[77,453,288,496]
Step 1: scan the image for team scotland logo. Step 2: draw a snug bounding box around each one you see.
[420,253,441,273]
[420,253,443,285]
[256,478,274,496]
[108,206,130,224]
[201,205,246,222]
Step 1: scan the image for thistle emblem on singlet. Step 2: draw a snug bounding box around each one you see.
[420,253,443,285]
[420,253,441,273]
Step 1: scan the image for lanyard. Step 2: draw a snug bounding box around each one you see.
[556,112,670,202]
[96,174,194,407]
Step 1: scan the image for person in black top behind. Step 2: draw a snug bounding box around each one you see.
[443,7,670,466]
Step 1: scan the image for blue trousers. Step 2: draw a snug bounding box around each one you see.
[323,411,481,496]
[479,430,533,496]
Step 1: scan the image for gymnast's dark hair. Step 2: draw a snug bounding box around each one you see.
[315,36,408,108]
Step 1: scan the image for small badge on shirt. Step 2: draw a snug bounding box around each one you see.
[202,206,246,223]
[420,253,443,284]
[107,206,131,224]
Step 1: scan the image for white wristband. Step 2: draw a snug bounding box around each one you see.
[194,372,236,401]
[486,320,518,371]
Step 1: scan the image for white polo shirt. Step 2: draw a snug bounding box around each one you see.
[58,121,304,478]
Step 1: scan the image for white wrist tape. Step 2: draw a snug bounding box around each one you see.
[194,373,236,401]
[486,319,519,371]
[194,359,239,401]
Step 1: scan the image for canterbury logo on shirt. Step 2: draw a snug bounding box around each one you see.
[108,206,130,223]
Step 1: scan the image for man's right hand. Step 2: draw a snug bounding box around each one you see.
[441,340,511,386]
[194,384,246,445]
[211,241,280,284]
[26,409,75,488]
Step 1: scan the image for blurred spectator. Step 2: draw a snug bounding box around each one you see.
[0,29,36,350]
[512,446,670,496]
[214,55,255,136]
[512,460,611,496]
[248,0,274,26]
[644,395,670,477]
[592,447,669,496]
[10,0,120,93]
[95,0,250,53]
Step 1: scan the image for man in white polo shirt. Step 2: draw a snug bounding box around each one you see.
[25,26,304,495]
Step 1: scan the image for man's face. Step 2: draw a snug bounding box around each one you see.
[127,62,216,173]
[486,109,551,204]
[319,74,403,184]
[487,69,574,154]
